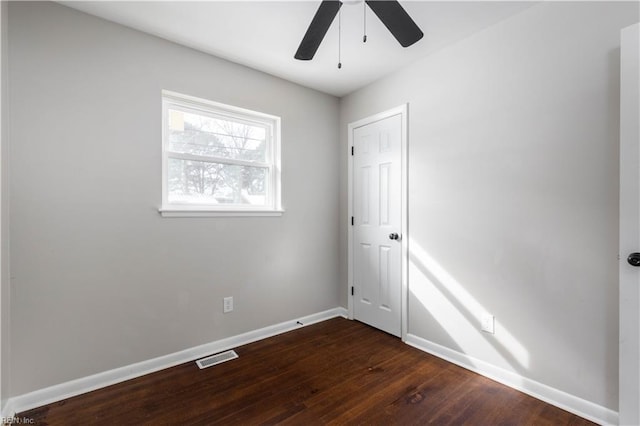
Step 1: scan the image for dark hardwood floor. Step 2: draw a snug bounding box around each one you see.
[19,318,594,425]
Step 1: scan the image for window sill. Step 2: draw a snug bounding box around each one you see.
[159,208,285,218]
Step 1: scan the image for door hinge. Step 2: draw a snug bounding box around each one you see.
[351,286,354,296]
[351,216,354,226]
[351,146,354,156]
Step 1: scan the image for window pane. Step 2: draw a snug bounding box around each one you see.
[168,158,268,206]
[168,109,267,162]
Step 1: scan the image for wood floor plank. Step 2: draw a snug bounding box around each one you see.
[18,318,596,425]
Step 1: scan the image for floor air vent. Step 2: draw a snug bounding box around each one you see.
[196,350,238,369]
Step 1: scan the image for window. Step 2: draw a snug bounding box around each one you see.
[160,91,282,217]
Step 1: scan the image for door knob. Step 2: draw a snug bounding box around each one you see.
[389,233,400,240]
[628,253,640,267]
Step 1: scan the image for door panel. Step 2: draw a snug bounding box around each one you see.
[379,245,392,310]
[361,166,370,224]
[353,114,402,337]
[359,243,372,304]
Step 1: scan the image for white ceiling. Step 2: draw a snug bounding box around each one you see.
[60,1,536,97]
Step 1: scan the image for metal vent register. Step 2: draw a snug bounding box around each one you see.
[196,350,238,369]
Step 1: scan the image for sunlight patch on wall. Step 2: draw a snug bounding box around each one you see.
[409,238,530,372]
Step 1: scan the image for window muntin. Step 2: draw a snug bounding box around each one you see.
[161,91,281,214]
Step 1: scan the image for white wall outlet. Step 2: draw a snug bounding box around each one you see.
[481,314,495,334]
[223,296,233,313]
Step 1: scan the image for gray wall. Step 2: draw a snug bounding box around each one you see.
[8,1,340,396]
[340,1,638,410]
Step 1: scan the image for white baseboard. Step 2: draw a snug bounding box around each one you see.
[405,333,618,426]
[4,307,348,417]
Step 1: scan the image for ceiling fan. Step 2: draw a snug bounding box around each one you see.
[294,0,424,62]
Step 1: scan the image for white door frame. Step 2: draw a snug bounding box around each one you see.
[619,22,639,426]
[347,104,409,341]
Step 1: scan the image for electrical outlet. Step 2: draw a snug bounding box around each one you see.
[223,296,233,313]
[481,314,495,334]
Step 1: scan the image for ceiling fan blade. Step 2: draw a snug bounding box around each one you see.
[365,0,423,48]
[295,0,342,60]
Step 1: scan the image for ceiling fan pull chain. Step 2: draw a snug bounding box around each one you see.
[363,0,367,43]
[338,7,342,69]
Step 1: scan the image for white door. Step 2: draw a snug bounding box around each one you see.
[619,23,640,426]
[352,113,403,337]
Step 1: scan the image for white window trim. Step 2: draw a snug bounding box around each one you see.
[159,90,283,217]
